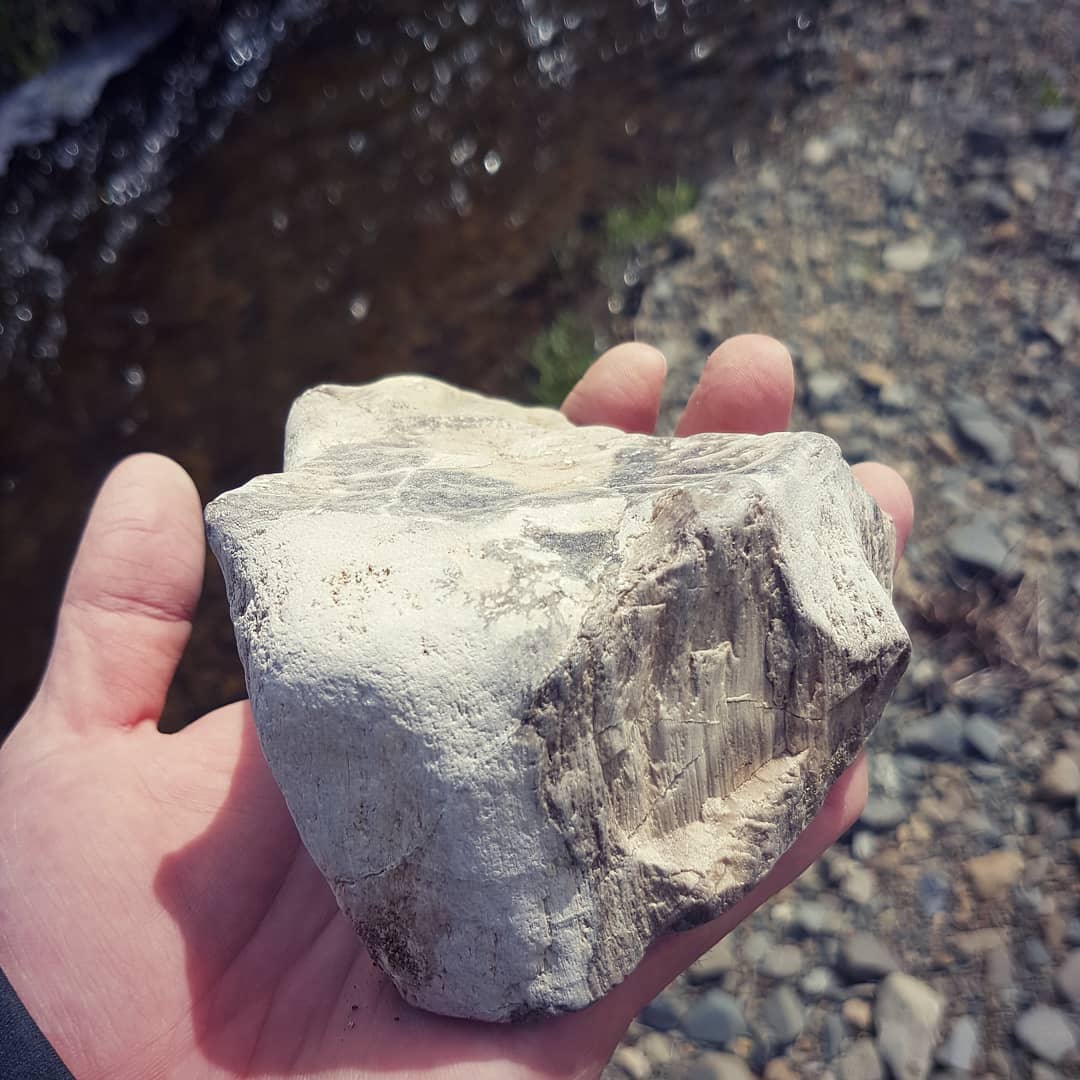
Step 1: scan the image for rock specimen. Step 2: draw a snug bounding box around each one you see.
[205,376,909,1021]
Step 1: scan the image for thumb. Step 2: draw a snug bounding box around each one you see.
[34,454,205,735]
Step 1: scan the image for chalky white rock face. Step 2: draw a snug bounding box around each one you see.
[205,377,910,1021]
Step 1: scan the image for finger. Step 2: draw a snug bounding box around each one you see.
[674,334,794,437]
[561,342,667,434]
[852,461,914,565]
[35,454,205,734]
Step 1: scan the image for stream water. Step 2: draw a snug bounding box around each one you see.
[0,0,820,731]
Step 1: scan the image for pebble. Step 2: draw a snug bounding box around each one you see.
[837,1038,884,1080]
[637,1031,677,1066]
[860,795,908,831]
[1055,950,1080,1006]
[917,871,951,917]
[824,1013,847,1060]
[883,235,933,273]
[840,867,877,907]
[681,990,749,1048]
[807,370,850,410]
[1014,1005,1078,1064]
[897,708,965,759]
[945,395,1013,465]
[758,985,805,1048]
[946,518,1011,576]
[611,1045,652,1080]
[804,136,834,167]
[840,933,900,981]
[842,998,874,1032]
[682,1052,756,1080]
[762,1061,798,1080]
[801,966,839,998]
[1038,752,1080,802]
[687,940,737,984]
[760,945,804,980]
[852,830,877,861]
[884,165,918,205]
[936,1015,980,1072]
[642,988,685,1031]
[875,973,944,1080]
[964,849,1024,900]
[965,117,1018,156]
[1031,106,1075,143]
[963,715,1004,761]
[914,288,944,311]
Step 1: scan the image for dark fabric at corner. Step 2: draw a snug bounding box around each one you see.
[0,965,74,1079]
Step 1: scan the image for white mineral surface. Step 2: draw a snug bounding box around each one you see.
[205,376,909,1021]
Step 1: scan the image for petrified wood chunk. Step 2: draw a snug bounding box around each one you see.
[205,377,909,1021]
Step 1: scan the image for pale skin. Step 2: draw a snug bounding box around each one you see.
[0,334,913,1080]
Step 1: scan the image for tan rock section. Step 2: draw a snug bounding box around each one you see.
[205,377,909,1020]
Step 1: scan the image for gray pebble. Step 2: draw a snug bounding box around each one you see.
[840,933,900,981]
[807,370,850,411]
[852,830,878,861]
[946,395,1013,465]
[824,1012,848,1060]
[801,966,839,998]
[860,795,908,831]
[898,708,965,759]
[681,990,748,1048]
[964,715,1004,761]
[760,944,804,980]
[1014,1005,1078,1064]
[883,235,933,273]
[876,973,944,1080]
[918,870,952,917]
[687,941,737,984]
[641,988,685,1031]
[1032,106,1075,143]
[937,1015,980,1072]
[946,518,1011,576]
[681,1053,755,1080]
[885,165,918,205]
[837,1037,884,1080]
[758,984,805,1048]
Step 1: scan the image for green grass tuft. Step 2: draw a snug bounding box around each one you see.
[1037,77,1065,109]
[529,314,596,407]
[604,180,698,253]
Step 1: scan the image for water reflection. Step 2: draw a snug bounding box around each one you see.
[0,0,819,731]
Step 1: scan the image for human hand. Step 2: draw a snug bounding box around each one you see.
[0,334,912,1080]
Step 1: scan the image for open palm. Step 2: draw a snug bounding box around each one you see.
[0,336,912,1080]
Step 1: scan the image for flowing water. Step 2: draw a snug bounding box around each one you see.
[0,0,821,731]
